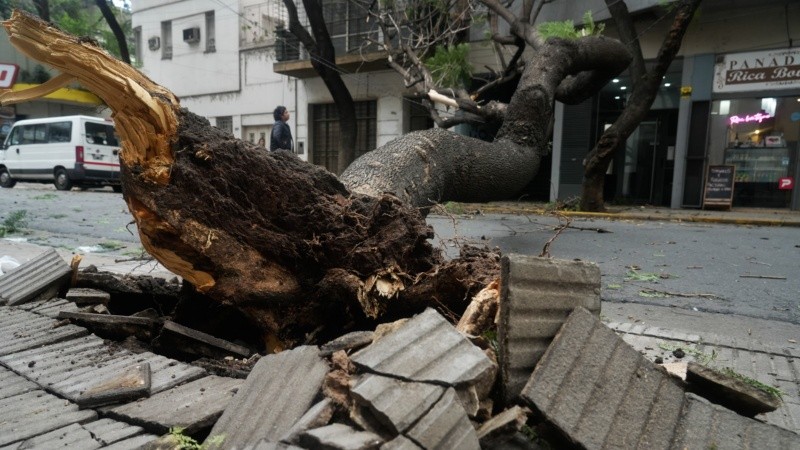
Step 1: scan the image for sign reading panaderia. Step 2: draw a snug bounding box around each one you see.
[714,48,800,93]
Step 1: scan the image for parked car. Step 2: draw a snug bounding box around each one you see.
[0,115,121,191]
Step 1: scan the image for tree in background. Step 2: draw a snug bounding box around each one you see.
[1,0,132,63]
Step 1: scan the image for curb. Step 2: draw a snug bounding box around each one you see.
[470,205,800,228]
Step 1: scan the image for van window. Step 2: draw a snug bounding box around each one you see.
[85,121,118,146]
[49,121,72,143]
[6,121,73,145]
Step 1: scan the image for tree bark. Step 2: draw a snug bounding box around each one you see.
[580,0,702,212]
[283,0,357,174]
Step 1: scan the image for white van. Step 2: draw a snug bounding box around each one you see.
[0,115,121,191]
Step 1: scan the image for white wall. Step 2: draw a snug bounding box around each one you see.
[132,0,240,97]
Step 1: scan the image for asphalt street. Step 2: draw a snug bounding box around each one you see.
[2,182,799,328]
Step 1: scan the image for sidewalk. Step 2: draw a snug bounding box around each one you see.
[2,205,800,436]
[464,201,800,227]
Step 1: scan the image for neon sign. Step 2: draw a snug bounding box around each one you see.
[729,112,772,125]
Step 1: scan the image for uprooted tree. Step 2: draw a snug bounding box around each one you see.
[1,9,631,351]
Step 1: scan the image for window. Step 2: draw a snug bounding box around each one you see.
[312,101,376,172]
[241,2,286,47]
[205,11,216,52]
[161,21,173,59]
[408,99,433,132]
[215,116,233,134]
[133,26,142,63]
[321,0,378,54]
[85,122,118,146]
[49,122,72,143]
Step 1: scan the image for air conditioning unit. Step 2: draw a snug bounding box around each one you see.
[183,27,201,44]
[148,36,160,51]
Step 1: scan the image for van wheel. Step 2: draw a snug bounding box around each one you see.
[54,169,73,191]
[112,185,122,193]
[0,169,16,188]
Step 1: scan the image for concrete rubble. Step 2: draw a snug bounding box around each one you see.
[0,249,798,449]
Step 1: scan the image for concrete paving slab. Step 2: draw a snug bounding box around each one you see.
[83,418,152,446]
[0,366,38,399]
[66,287,111,305]
[671,393,800,450]
[108,375,242,435]
[0,422,102,450]
[206,345,329,449]
[279,398,335,444]
[350,373,445,435]
[498,254,601,403]
[99,433,160,450]
[319,330,374,357]
[521,307,685,449]
[298,423,383,449]
[0,248,71,306]
[0,307,88,356]
[379,435,422,450]
[0,331,206,401]
[351,308,494,388]
[0,390,97,447]
[686,362,781,416]
[58,311,159,341]
[404,387,480,450]
[16,298,81,317]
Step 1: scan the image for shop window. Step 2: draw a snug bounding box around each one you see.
[710,96,798,208]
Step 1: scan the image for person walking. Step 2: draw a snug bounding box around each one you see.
[270,106,293,151]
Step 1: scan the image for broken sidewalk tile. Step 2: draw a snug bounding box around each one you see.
[76,363,151,409]
[0,365,39,400]
[498,254,600,404]
[206,345,329,449]
[350,308,495,389]
[521,307,685,450]
[57,311,159,341]
[0,308,88,357]
[0,248,71,306]
[319,330,375,357]
[476,405,530,448]
[671,393,800,449]
[279,398,335,445]
[16,298,81,318]
[379,435,422,450]
[405,387,480,450]
[153,320,252,359]
[107,375,242,436]
[350,373,446,435]
[242,441,305,450]
[298,423,383,450]
[7,418,152,449]
[685,362,782,416]
[66,287,111,305]
[0,389,97,447]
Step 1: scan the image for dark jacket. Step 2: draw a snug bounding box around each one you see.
[270,120,293,151]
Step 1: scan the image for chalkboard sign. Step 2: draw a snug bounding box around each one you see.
[703,165,735,209]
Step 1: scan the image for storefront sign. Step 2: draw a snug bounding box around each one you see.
[729,112,772,125]
[714,48,800,93]
[778,177,794,190]
[0,63,19,89]
[703,165,735,210]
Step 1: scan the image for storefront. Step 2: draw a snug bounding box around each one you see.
[709,48,800,209]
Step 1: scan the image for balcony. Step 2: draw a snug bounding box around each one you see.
[273,50,389,78]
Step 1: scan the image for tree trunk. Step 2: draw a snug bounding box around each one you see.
[580,0,702,212]
[95,0,131,65]
[1,10,630,349]
[1,10,496,349]
[285,0,358,174]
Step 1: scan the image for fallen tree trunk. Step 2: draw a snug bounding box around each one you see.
[1,11,498,349]
[2,10,629,350]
